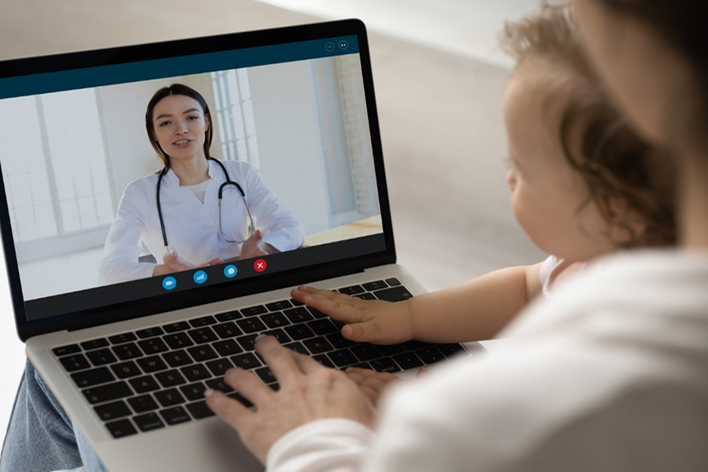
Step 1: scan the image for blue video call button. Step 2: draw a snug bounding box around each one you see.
[193,270,208,284]
[162,276,177,290]
[224,265,238,278]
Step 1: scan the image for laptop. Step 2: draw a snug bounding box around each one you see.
[0,19,478,471]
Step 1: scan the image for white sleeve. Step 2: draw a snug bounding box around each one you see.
[241,164,305,252]
[98,181,156,284]
[267,419,374,472]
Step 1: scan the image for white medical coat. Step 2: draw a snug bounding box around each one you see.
[98,159,304,284]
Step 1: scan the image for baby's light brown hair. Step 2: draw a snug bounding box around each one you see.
[501,3,675,247]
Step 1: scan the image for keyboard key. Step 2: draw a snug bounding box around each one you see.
[212,339,243,357]
[108,333,137,345]
[230,353,262,370]
[82,381,133,404]
[362,280,388,291]
[105,419,137,439]
[128,394,159,413]
[416,346,445,360]
[180,364,211,382]
[236,334,257,352]
[137,338,169,355]
[94,400,131,422]
[370,358,401,373]
[215,310,242,321]
[284,324,315,341]
[163,350,193,368]
[374,286,413,302]
[241,305,267,317]
[263,329,291,344]
[186,400,215,419]
[137,355,168,373]
[283,342,309,355]
[129,375,161,394]
[160,406,191,425]
[376,344,405,356]
[307,319,339,336]
[212,322,243,339]
[154,389,186,407]
[255,367,277,383]
[339,285,365,295]
[354,293,376,300]
[205,378,234,394]
[236,318,266,334]
[393,352,424,370]
[133,412,164,432]
[155,370,187,388]
[59,354,91,372]
[350,344,381,362]
[187,345,218,362]
[438,343,466,358]
[71,367,115,388]
[265,300,292,311]
[351,362,371,370]
[163,332,194,350]
[162,321,190,333]
[205,358,234,377]
[181,382,208,401]
[261,312,290,329]
[283,307,313,323]
[53,344,81,357]
[110,361,142,379]
[312,355,334,368]
[327,349,358,368]
[189,316,217,327]
[384,277,401,286]
[326,333,356,349]
[401,340,429,351]
[307,307,328,319]
[303,338,334,354]
[86,348,117,367]
[81,339,109,351]
[290,298,305,306]
[112,343,143,361]
[187,328,218,344]
[136,327,164,339]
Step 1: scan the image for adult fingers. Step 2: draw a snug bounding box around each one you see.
[254,336,303,382]
[205,388,253,431]
[345,368,398,392]
[222,367,270,406]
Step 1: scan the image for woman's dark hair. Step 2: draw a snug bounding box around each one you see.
[502,3,675,247]
[145,83,213,169]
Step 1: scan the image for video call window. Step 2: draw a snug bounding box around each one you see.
[0,54,382,303]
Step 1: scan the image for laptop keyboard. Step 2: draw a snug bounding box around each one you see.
[52,278,468,439]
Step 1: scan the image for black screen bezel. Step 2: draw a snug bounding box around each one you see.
[0,19,397,342]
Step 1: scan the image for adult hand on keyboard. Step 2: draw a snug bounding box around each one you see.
[206,335,374,463]
[291,285,414,344]
[345,366,431,406]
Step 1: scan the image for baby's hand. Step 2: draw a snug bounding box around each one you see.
[291,286,413,344]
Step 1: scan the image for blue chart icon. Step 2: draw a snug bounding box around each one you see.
[224,265,238,278]
[193,270,208,284]
[162,276,177,290]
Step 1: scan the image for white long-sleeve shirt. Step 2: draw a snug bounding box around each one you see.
[98,159,305,284]
[267,249,708,472]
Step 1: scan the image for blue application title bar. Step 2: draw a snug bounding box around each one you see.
[0,35,359,100]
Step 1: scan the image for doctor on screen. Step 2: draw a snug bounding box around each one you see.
[98,83,305,285]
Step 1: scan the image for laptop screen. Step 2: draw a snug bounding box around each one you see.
[0,21,394,339]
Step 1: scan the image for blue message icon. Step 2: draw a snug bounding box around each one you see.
[224,265,238,278]
[193,270,208,284]
[162,276,177,290]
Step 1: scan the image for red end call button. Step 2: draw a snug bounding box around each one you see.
[253,259,267,272]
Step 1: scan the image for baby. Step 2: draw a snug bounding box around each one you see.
[291,4,675,400]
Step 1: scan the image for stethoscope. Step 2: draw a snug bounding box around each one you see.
[156,157,256,253]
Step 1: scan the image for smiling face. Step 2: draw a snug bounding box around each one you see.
[504,64,620,262]
[151,94,210,164]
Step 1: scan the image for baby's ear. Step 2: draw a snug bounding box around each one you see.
[606,197,647,246]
